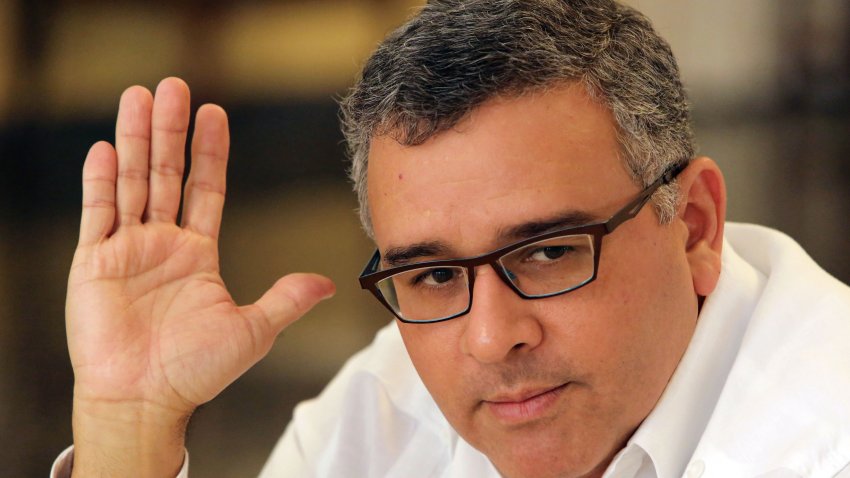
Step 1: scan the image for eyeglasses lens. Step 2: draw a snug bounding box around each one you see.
[375,234,596,323]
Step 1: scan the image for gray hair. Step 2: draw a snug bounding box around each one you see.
[341,0,694,238]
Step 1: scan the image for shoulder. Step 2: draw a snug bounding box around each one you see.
[724,223,850,362]
[260,323,454,478]
[725,222,850,302]
[693,223,850,477]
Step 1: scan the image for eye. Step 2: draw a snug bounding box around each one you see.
[530,245,573,261]
[427,268,455,284]
[412,268,459,286]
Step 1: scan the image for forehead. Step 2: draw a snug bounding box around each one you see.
[366,83,637,254]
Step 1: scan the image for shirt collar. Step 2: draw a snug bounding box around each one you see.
[621,238,767,478]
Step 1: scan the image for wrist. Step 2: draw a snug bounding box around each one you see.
[71,395,191,478]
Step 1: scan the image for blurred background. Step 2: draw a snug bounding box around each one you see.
[0,0,847,476]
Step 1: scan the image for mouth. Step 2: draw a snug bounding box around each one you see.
[483,383,569,424]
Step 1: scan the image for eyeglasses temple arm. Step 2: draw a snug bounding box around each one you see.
[605,161,689,234]
[358,249,383,285]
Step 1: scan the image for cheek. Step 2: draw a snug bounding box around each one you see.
[396,321,470,408]
[539,222,695,408]
[591,219,694,336]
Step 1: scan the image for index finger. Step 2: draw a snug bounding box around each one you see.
[181,104,230,239]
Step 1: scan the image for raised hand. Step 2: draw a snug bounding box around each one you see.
[66,78,335,477]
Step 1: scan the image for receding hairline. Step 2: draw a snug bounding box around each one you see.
[370,79,606,146]
[342,0,694,236]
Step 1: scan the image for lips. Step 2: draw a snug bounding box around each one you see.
[483,383,569,424]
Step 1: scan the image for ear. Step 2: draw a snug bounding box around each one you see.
[675,157,727,297]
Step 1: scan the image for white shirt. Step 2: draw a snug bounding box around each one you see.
[52,224,850,477]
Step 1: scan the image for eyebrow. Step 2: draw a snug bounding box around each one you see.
[383,241,451,267]
[498,210,600,241]
[381,210,599,268]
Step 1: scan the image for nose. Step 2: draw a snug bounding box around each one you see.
[460,264,544,364]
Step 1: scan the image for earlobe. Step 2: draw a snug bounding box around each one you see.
[687,242,722,297]
[676,157,727,297]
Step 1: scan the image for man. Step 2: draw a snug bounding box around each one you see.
[54,1,850,477]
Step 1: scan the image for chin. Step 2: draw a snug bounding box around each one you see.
[491,458,605,478]
[481,436,611,478]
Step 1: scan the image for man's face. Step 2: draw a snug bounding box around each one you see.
[367,83,700,478]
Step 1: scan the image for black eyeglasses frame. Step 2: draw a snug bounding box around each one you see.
[358,161,688,324]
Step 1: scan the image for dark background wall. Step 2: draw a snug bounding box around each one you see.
[0,1,847,476]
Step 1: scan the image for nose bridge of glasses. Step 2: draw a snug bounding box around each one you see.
[468,260,522,297]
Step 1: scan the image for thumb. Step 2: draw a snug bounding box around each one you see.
[242,273,336,334]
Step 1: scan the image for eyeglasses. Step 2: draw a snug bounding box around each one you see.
[359,162,688,323]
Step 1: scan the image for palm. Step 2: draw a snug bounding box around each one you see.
[67,78,334,417]
[70,224,238,408]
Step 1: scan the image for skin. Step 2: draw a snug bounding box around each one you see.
[66,78,335,477]
[367,83,727,478]
[66,78,724,477]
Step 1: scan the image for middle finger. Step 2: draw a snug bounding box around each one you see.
[146,78,191,224]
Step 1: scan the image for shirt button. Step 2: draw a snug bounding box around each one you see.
[685,460,705,478]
